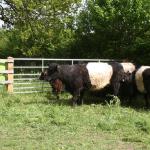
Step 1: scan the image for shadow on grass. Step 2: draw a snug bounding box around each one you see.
[120,94,150,111]
[22,92,72,106]
[47,92,112,106]
[22,92,107,106]
[22,91,150,111]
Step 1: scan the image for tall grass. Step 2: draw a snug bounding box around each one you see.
[0,90,150,150]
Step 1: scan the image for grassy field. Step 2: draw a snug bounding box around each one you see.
[0,90,150,150]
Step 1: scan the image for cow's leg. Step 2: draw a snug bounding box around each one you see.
[52,90,59,100]
[71,77,85,106]
[112,83,120,96]
[144,94,150,109]
[80,90,85,105]
[77,89,85,105]
[144,86,150,108]
[72,94,78,107]
[72,87,84,106]
[142,70,150,108]
[55,88,60,100]
[56,93,60,100]
[143,83,150,109]
[125,84,135,106]
[71,89,79,106]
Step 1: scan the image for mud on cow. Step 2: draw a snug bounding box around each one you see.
[47,62,130,106]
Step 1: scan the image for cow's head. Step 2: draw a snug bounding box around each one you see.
[39,70,51,81]
[48,63,58,74]
[121,71,133,83]
[47,63,60,81]
[39,70,47,80]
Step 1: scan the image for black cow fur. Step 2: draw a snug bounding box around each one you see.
[142,68,150,107]
[120,67,150,108]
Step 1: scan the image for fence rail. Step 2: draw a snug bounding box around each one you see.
[0,57,117,94]
[0,57,14,92]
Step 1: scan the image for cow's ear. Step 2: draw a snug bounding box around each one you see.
[49,63,58,70]
[44,70,48,76]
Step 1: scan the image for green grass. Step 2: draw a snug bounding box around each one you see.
[0,91,150,150]
[0,62,6,82]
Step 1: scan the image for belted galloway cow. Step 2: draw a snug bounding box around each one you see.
[120,65,150,108]
[135,66,150,107]
[46,62,130,106]
[119,62,136,102]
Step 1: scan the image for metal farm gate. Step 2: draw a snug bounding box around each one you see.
[13,58,116,94]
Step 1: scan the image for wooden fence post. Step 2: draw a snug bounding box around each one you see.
[7,57,14,93]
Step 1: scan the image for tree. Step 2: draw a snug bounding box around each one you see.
[0,0,81,57]
[0,29,23,58]
[74,0,150,63]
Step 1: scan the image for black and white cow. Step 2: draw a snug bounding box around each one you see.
[135,66,150,107]
[119,62,136,102]
[120,65,150,108]
[46,62,130,106]
[121,62,136,73]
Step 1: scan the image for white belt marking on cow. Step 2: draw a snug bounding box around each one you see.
[121,63,136,73]
[86,63,113,90]
[135,66,150,93]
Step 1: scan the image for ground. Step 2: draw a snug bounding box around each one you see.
[0,90,150,150]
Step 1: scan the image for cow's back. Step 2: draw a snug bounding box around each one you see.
[135,66,150,93]
[121,62,136,73]
[86,63,113,90]
[142,68,150,93]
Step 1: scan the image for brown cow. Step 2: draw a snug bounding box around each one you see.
[39,71,63,99]
[50,79,63,100]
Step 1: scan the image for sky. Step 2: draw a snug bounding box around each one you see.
[0,1,8,28]
[0,20,4,28]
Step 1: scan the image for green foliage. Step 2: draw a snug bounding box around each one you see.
[0,0,81,57]
[0,29,23,58]
[73,0,150,63]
